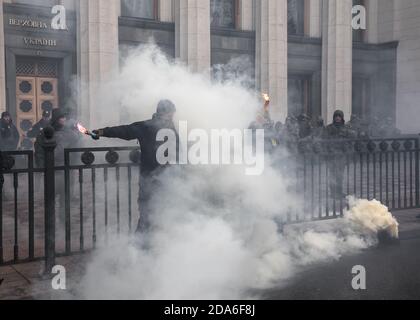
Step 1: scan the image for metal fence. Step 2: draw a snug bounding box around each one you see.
[0,134,419,269]
[279,137,420,224]
[0,137,140,269]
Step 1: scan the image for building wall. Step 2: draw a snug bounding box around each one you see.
[393,0,420,133]
[0,0,418,135]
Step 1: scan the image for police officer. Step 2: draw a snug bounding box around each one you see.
[92,100,180,234]
[0,111,20,151]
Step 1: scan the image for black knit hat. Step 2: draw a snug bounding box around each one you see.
[156,99,176,115]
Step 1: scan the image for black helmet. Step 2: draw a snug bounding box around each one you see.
[157,99,176,115]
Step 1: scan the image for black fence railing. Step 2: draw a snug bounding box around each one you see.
[277,137,420,224]
[0,134,419,268]
[0,139,140,269]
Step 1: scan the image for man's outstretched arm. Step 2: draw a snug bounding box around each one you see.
[94,123,141,141]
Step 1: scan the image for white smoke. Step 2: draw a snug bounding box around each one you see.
[345,197,399,239]
[71,45,397,300]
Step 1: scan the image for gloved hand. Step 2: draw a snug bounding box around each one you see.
[91,129,102,140]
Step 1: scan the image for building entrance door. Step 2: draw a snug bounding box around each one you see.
[15,58,58,148]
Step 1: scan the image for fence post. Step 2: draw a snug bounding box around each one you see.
[0,151,3,264]
[42,128,57,275]
[416,137,420,208]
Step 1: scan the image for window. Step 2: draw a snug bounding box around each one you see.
[211,0,236,29]
[352,76,370,119]
[121,0,157,20]
[287,0,305,35]
[288,75,311,117]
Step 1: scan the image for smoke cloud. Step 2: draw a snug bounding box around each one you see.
[68,44,397,300]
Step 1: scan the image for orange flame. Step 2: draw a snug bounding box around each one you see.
[262,93,270,102]
[77,123,88,134]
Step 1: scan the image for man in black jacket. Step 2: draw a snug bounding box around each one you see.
[93,100,180,234]
[0,111,20,151]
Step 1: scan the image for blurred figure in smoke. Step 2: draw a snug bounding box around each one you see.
[34,108,80,167]
[92,100,180,235]
[311,116,325,139]
[369,115,381,138]
[323,110,356,199]
[0,111,20,151]
[378,116,401,138]
[346,114,369,139]
[27,110,51,138]
[34,108,80,222]
[280,115,299,152]
[297,113,312,139]
[249,95,278,154]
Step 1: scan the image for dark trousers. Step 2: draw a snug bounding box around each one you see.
[135,173,162,234]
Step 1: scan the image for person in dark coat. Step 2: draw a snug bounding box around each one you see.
[92,100,180,234]
[311,116,325,139]
[249,97,278,154]
[297,113,312,139]
[34,108,80,222]
[377,116,401,137]
[0,111,20,151]
[323,110,357,200]
[34,108,80,167]
[280,116,299,152]
[346,114,369,139]
[27,110,51,138]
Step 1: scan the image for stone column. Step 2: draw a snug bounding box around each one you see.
[306,0,322,37]
[365,0,378,44]
[255,0,288,122]
[160,0,174,22]
[78,0,120,128]
[239,0,254,31]
[175,0,211,74]
[321,0,353,124]
[0,0,10,114]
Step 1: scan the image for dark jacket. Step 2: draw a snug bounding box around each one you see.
[27,118,50,138]
[34,124,80,167]
[323,110,357,140]
[100,116,180,176]
[0,119,20,151]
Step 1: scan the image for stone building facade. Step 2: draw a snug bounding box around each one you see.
[0,0,419,141]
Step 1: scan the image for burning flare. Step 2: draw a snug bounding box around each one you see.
[77,122,99,139]
[77,123,88,134]
[262,93,270,102]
